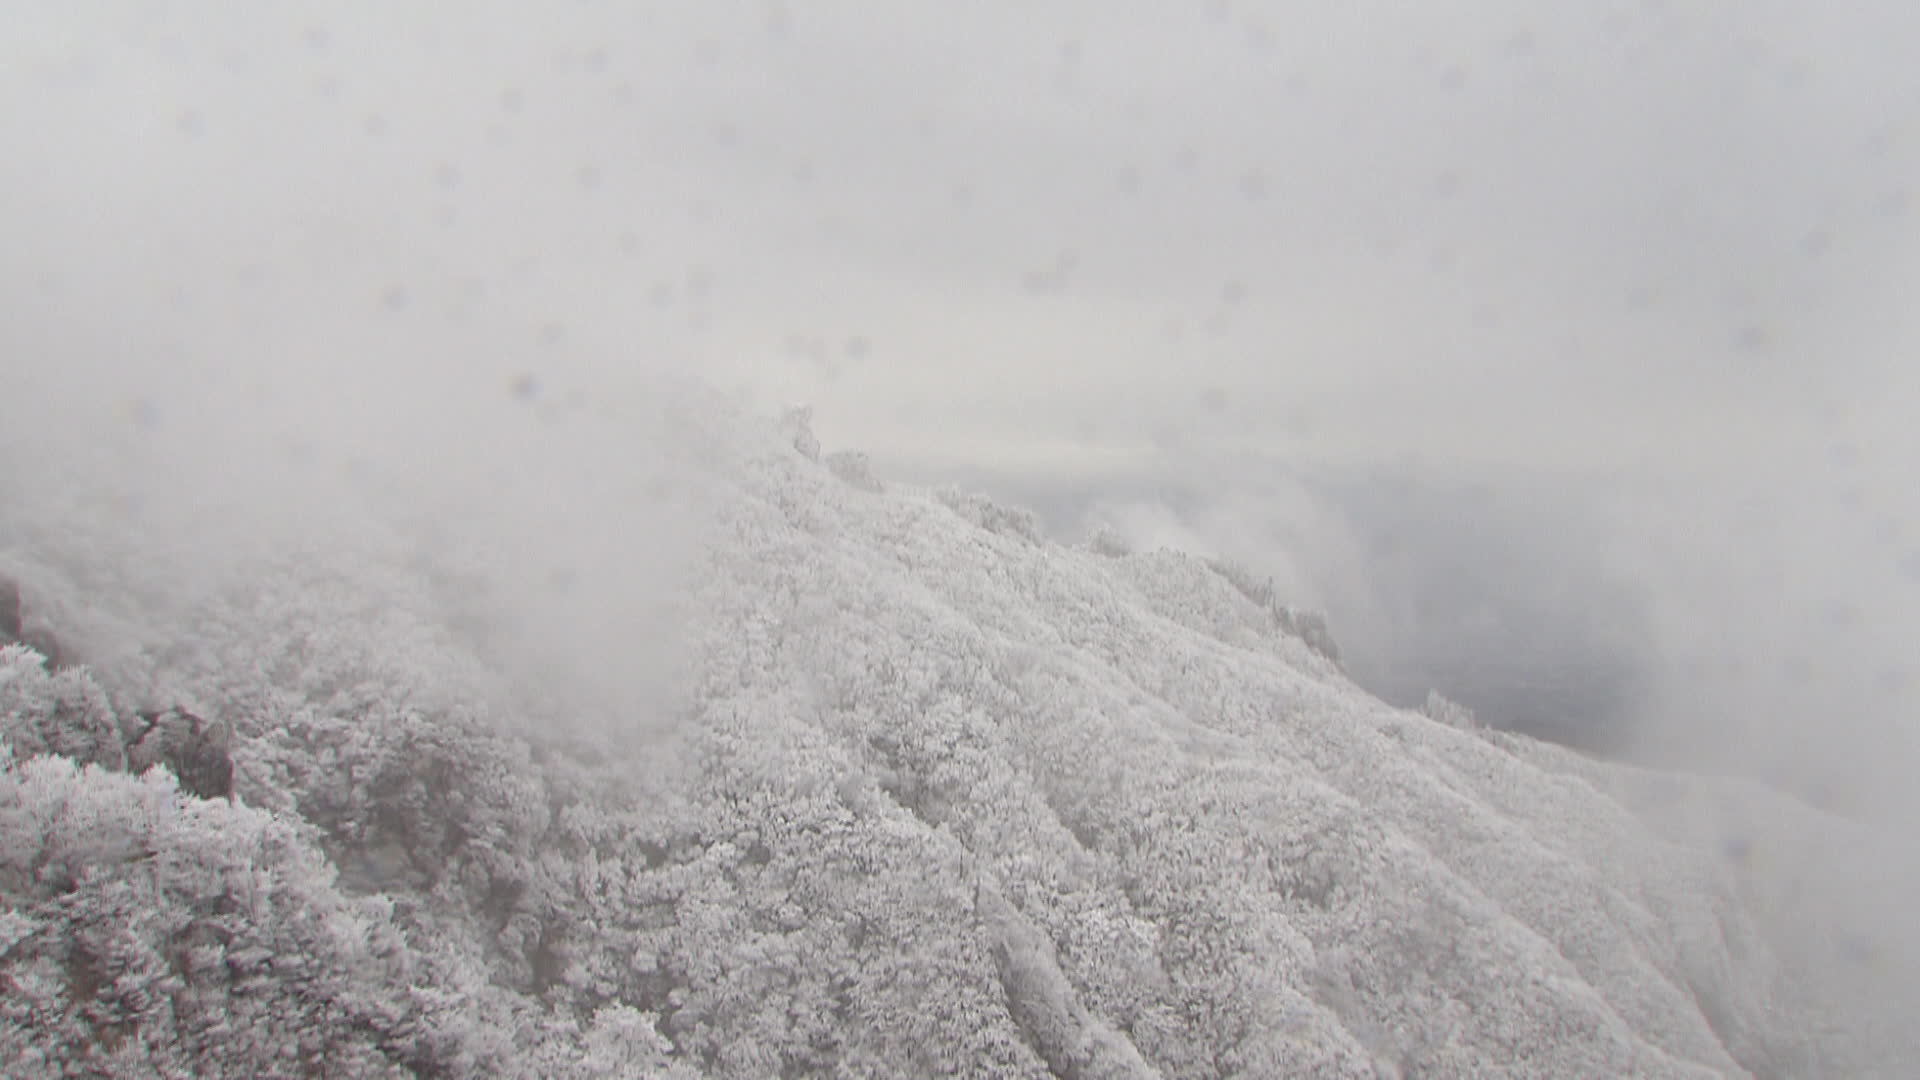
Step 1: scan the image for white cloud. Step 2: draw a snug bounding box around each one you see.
[3,1,1917,812]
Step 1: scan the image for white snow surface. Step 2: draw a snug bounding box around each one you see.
[681,412,1920,1077]
[2,396,1917,1078]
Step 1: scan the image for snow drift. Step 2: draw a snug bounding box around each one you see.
[1,394,1915,1078]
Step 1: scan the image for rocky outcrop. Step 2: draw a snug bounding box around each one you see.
[125,707,235,801]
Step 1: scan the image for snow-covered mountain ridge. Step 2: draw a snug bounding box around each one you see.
[1,401,1913,1078]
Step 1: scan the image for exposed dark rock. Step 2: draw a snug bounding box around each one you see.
[126,707,235,801]
[175,716,235,802]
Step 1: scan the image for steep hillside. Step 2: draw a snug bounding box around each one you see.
[1,404,1913,1078]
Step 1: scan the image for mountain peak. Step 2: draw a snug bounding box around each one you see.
[0,400,1913,1077]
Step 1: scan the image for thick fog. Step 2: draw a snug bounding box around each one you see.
[5,3,1918,818]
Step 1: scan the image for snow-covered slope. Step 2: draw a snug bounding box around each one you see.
[1,402,1914,1078]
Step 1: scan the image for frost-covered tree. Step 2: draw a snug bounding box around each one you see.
[0,750,471,1077]
[0,398,1913,1078]
[1421,689,1478,731]
[1,645,124,771]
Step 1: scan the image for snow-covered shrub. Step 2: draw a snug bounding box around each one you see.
[0,749,483,1078]
[824,450,885,493]
[253,703,562,991]
[780,405,821,461]
[1207,557,1279,610]
[0,644,125,771]
[1084,525,1133,558]
[1205,558,1342,664]
[977,885,1159,1080]
[1278,607,1341,665]
[570,1004,702,1080]
[1422,690,1478,731]
[936,487,1046,545]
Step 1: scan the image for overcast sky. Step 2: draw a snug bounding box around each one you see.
[5,2,1919,815]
